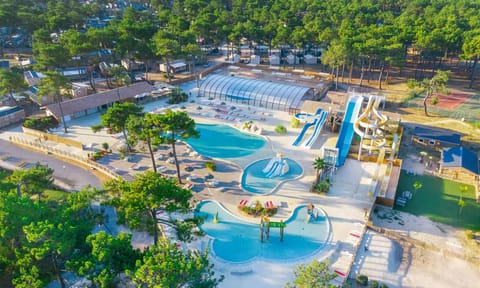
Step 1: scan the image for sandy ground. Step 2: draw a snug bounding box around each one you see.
[350,207,480,288]
[2,79,480,287]
[351,228,480,288]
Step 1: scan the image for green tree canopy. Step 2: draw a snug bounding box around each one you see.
[131,240,223,288]
[286,259,338,288]
[157,109,199,184]
[8,162,54,199]
[0,68,28,100]
[37,71,72,133]
[92,102,143,152]
[67,231,141,288]
[419,70,450,116]
[126,113,163,173]
[104,171,192,244]
[0,186,97,287]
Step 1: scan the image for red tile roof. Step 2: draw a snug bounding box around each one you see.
[45,81,153,119]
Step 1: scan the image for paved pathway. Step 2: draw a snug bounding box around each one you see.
[0,138,102,190]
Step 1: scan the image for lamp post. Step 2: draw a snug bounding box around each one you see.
[190,54,199,88]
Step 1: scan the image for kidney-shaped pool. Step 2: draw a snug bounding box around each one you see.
[186,123,266,158]
[194,200,330,263]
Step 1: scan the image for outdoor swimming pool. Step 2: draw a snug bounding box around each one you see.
[186,123,266,158]
[194,200,330,263]
[241,158,303,194]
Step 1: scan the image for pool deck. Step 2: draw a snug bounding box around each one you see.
[0,87,379,287]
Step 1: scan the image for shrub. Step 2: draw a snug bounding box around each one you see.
[167,88,188,104]
[291,117,300,128]
[263,207,277,216]
[23,116,58,132]
[315,179,331,193]
[102,142,109,151]
[119,147,127,160]
[89,151,103,161]
[370,280,379,288]
[405,91,419,101]
[275,125,287,135]
[356,274,369,286]
[406,78,417,89]
[379,284,388,288]
[205,161,216,171]
[238,201,277,217]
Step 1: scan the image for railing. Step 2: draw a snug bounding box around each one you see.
[338,201,377,286]
[9,135,121,181]
[22,126,84,149]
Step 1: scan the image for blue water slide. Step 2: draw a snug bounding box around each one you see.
[266,160,288,178]
[292,109,323,146]
[292,119,317,146]
[302,111,329,148]
[262,157,277,173]
[335,97,363,166]
[265,161,280,178]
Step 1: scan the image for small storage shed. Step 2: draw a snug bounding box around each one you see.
[304,54,317,64]
[440,146,479,182]
[269,54,280,65]
[250,55,261,65]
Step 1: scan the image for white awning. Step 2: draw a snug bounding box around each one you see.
[170,62,186,69]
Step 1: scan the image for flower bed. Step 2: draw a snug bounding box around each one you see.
[238,200,277,217]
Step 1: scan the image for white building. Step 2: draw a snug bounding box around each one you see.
[159,61,187,74]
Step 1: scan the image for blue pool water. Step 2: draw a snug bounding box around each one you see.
[242,158,303,194]
[186,123,266,158]
[195,201,330,263]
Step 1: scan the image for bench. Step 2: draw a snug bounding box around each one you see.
[396,197,407,206]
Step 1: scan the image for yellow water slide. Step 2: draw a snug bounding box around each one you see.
[353,95,388,152]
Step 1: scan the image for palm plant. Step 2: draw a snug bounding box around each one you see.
[313,157,326,185]
[413,181,423,197]
[458,185,469,216]
[458,197,466,216]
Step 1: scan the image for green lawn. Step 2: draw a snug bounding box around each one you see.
[395,170,480,231]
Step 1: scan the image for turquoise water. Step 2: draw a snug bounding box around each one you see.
[186,123,266,158]
[242,158,303,194]
[194,201,330,263]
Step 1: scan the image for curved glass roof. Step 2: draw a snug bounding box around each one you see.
[199,74,312,111]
